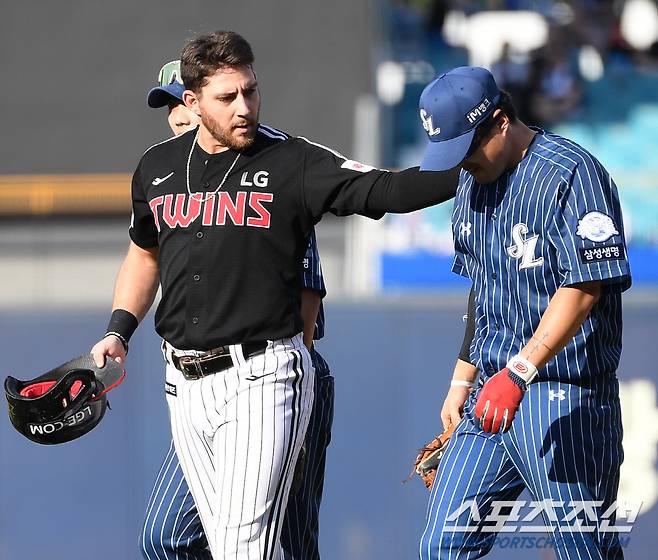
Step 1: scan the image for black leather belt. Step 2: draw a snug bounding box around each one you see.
[171,341,268,380]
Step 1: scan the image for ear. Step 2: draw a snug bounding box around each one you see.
[183,90,201,116]
[495,109,510,133]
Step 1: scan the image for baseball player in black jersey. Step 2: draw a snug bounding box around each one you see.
[139,60,336,560]
[91,31,459,559]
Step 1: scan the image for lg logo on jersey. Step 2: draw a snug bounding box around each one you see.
[240,170,269,188]
[506,223,544,270]
[149,192,273,231]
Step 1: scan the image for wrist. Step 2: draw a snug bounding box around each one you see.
[105,309,138,353]
[105,332,129,353]
[450,379,475,389]
[505,355,538,389]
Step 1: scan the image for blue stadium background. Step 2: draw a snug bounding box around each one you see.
[1,300,657,559]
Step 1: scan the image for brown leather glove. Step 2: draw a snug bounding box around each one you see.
[413,423,455,490]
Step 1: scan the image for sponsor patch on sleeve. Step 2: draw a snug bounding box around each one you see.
[576,211,620,242]
[341,159,376,173]
[579,243,625,264]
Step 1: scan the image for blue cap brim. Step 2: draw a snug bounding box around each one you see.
[147,83,185,108]
[419,128,476,171]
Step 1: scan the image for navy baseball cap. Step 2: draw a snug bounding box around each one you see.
[419,66,501,171]
[147,60,185,108]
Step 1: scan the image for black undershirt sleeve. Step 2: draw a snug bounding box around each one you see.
[365,166,460,215]
[458,285,476,364]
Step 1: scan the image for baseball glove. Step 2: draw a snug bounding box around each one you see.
[412,423,455,490]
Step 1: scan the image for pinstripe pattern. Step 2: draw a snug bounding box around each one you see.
[281,350,333,560]
[140,350,333,560]
[451,129,630,381]
[140,440,211,559]
[302,229,326,339]
[421,130,629,559]
[140,234,332,560]
[162,334,314,559]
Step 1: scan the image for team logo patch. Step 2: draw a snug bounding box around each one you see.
[576,212,619,243]
[165,381,177,397]
[419,108,441,137]
[341,160,375,173]
[506,223,544,270]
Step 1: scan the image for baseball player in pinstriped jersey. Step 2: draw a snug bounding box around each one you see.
[90,31,459,559]
[138,61,335,560]
[417,67,630,559]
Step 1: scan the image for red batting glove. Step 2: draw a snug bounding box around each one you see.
[474,356,538,433]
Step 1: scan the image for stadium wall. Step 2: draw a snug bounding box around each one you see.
[1,298,656,559]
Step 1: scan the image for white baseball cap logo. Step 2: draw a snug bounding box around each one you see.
[420,108,441,137]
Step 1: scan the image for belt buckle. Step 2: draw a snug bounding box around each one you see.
[179,356,204,380]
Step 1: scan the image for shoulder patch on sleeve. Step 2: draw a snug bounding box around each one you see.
[579,244,625,264]
[340,159,376,173]
[576,211,620,243]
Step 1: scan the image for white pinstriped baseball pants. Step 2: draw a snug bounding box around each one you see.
[163,333,314,560]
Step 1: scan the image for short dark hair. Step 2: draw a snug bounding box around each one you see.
[496,90,517,122]
[181,31,255,93]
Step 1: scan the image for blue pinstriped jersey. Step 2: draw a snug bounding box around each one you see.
[302,228,326,340]
[452,129,631,382]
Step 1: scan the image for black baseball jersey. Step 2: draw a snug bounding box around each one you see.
[130,124,456,350]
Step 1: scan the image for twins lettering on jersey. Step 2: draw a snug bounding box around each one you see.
[149,191,273,231]
[148,171,273,231]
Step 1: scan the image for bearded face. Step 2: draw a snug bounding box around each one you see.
[187,65,260,151]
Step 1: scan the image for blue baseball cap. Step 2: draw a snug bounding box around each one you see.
[147,60,185,108]
[419,66,501,171]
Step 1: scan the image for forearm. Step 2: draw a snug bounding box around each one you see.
[300,288,321,350]
[112,242,160,322]
[452,287,478,384]
[519,281,601,370]
[458,286,475,364]
[365,166,459,214]
[452,359,479,383]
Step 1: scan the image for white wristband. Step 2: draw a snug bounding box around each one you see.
[450,379,475,389]
[506,355,538,384]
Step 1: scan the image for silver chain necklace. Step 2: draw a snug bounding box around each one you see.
[186,127,241,202]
